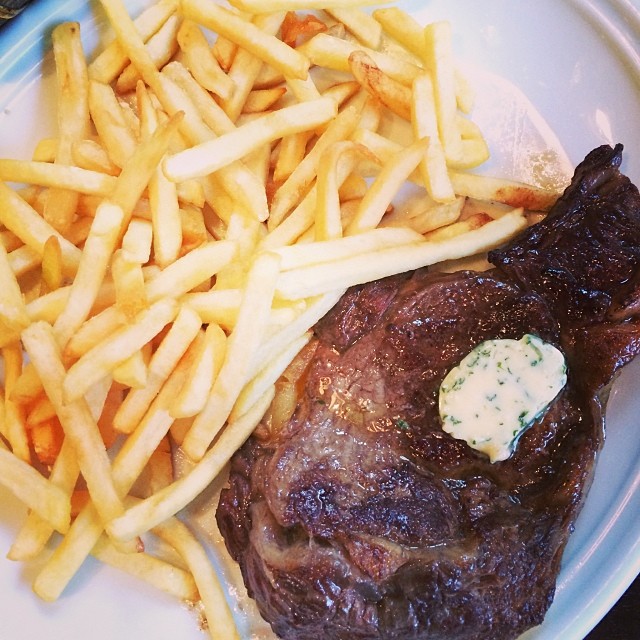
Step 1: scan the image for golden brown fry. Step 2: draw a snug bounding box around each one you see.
[348,50,412,121]
[281,10,327,47]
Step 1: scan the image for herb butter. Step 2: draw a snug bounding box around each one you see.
[439,334,567,463]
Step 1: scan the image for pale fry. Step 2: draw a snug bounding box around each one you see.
[116,14,181,94]
[269,95,367,228]
[151,517,240,640]
[106,387,275,542]
[163,97,337,182]
[0,445,70,533]
[276,209,528,299]
[171,322,227,418]
[63,298,179,404]
[145,240,237,301]
[89,80,138,168]
[181,0,310,80]
[177,19,235,101]
[53,201,125,349]
[423,21,463,163]
[112,348,149,389]
[218,12,286,123]
[33,343,198,601]
[89,0,179,83]
[157,65,269,220]
[8,438,80,561]
[91,535,199,602]
[0,159,117,196]
[22,322,126,528]
[2,344,30,462]
[229,0,381,10]
[411,72,455,202]
[346,137,430,235]
[181,251,281,461]
[231,331,311,421]
[324,7,383,48]
[113,305,202,433]
[0,240,30,332]
[315,140,375,241]
[273,226,424,270]
[299,32,421,85]
[45,21,90,234]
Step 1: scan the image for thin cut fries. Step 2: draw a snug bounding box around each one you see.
[163,97,338,182]
[0,1,566,636]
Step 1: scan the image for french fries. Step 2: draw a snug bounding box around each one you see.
[0,2,565,638]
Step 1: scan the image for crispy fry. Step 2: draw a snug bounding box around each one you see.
[348,50,412,121]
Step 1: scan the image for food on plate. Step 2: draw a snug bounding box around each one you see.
[216,144,640,639]
[0,0,626,638]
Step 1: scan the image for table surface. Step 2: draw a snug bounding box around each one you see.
[587,574,640,639]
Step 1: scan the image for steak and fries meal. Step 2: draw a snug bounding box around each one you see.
[0,1,638,639]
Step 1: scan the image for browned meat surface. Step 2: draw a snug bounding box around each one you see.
[216,145,640,639]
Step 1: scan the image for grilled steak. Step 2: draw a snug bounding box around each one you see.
[216,145,640,640]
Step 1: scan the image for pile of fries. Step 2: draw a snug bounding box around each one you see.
[0,0,560,637]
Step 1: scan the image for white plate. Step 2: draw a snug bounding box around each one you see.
[1,1,639,639]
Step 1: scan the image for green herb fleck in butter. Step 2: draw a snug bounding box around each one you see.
[439,334,567,463]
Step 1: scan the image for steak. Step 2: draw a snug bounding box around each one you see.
[216,145,640,640]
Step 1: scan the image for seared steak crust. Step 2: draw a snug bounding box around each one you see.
[217,146,640,639]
